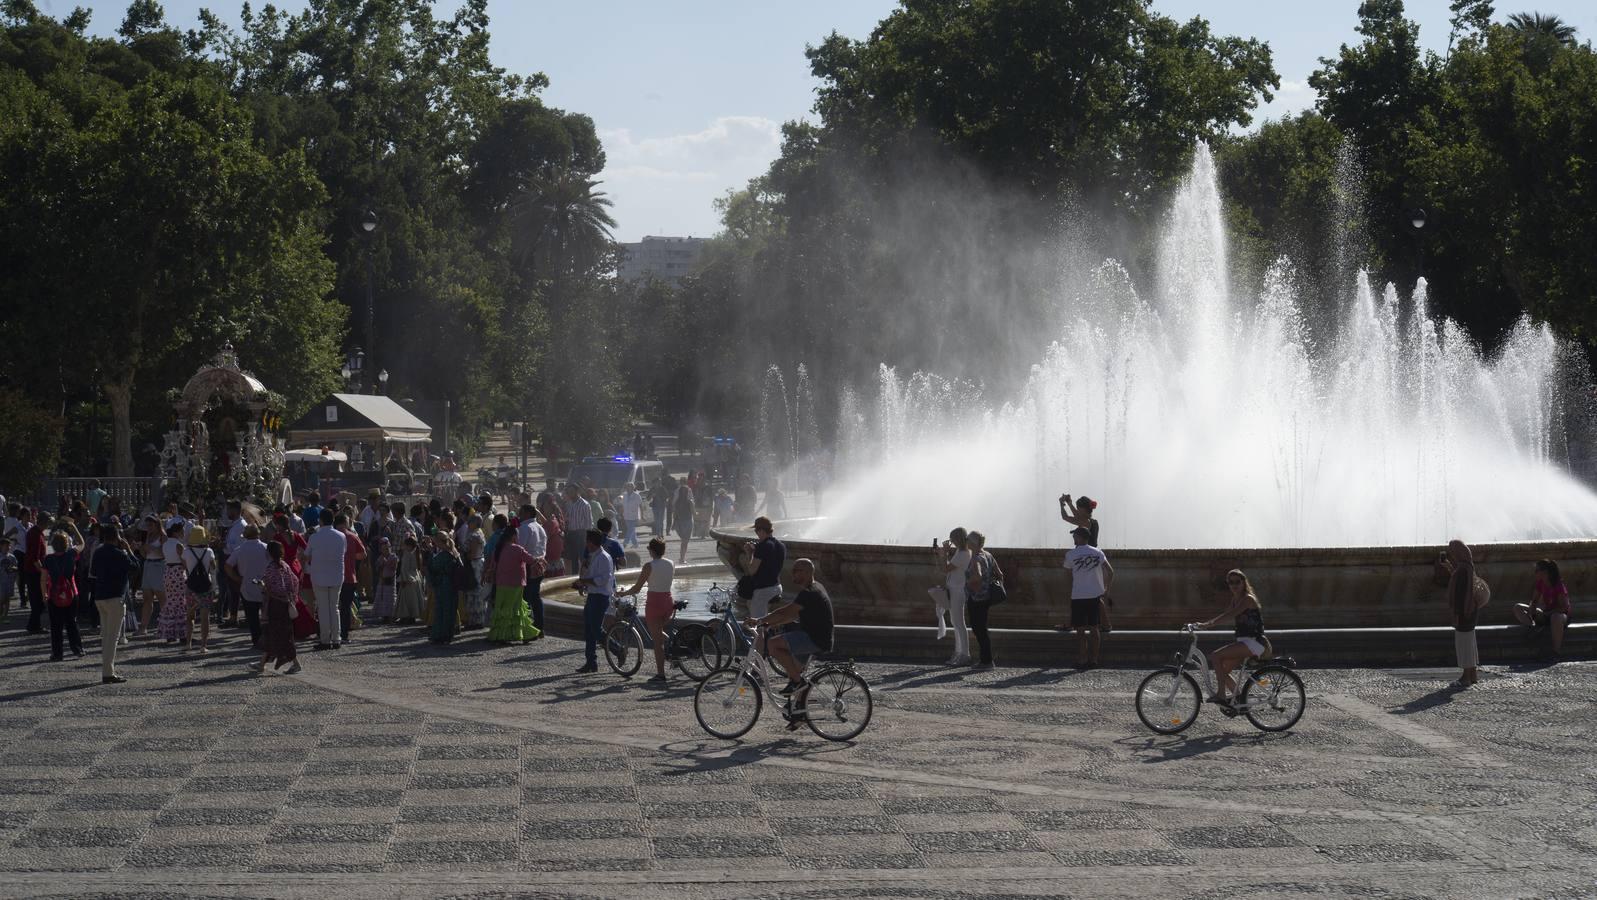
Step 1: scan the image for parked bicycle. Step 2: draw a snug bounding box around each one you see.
[693,621,873,742]
[1135,624,1305,734]
[603,597,720,681]
[702,582,752,665]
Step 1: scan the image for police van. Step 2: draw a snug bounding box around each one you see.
[564,455,665,491]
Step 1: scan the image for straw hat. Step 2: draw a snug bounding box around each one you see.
[187,526,209,547]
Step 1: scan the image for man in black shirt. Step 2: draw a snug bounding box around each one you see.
[740,516,785,618]
[88,524,137,684]
[745,558,832,691]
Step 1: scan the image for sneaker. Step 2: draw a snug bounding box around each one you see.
[247,661,264,673]
[779,680,801,696]
[575,663,598,674]
[101,675,127,684]
[331,643,341,650]
[285,661,303,674]
[947,655,971,666]
[313,643,330,651]
[647,674,669,685]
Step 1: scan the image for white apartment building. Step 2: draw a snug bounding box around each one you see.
[617,235,706,283]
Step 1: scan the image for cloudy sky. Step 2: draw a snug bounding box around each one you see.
[56,0,1597,241]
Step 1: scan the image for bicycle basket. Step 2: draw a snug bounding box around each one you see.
[615,599,637,617]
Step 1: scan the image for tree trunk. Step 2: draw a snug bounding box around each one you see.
[104,380,135,476]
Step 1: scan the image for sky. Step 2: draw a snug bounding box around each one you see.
[52,0,1597,242]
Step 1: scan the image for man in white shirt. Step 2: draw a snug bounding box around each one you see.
[573,529,615,674]
[302,509,347,650]
[226,525,271,648]
[561,484,594,574]
[516,503,549,633]
[620,484,644,549]
[1062,526,1113,669]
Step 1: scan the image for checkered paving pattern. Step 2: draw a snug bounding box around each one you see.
[1,616,1594,898]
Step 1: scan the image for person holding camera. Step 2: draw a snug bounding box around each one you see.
[1059,493,1110,632]
[740,517,785,619]
[938,527,973,666]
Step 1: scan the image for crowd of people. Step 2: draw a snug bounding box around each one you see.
[0,471,1576,694]
[0,479,697,682]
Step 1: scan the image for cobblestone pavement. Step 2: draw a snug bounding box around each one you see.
[1,614,1593,899]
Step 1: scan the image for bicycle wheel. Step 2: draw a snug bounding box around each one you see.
[694,668,763,739]
[1239,665,1305,732]
[604,623,643,677]
[1135,668,1201,734]
[712,618,738,667]
[673,623,720,682]
[799,668,873,742]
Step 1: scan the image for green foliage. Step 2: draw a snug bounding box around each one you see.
[0,8,340,475]
[0,389,64,493]
[1264,0,1597,342]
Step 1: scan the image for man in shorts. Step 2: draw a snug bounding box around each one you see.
[1064,526,1113,669]
[745,558,832,711]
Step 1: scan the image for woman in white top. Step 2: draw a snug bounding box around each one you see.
[939,527,973,666]
[619,537,676,683]
[155,521,190,643]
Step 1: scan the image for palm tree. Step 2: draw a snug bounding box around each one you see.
[1506,12,1577,45]
[510,171,618,288]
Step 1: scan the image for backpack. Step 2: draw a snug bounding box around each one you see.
[48,557,79,608]
[185,548,213,595]
[1472,574,1491,609]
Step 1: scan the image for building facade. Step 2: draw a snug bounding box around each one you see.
[617,235,706,283]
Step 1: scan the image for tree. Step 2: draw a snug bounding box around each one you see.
[0,5,341,474]
[509,171,617,300]
[0,389,63,493]
[1505,11,1576,44]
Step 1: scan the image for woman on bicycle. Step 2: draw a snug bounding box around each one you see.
[618,537,675,684]
[1191,568,1265,709]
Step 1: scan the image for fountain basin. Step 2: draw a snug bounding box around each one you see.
[709,522,1594,631]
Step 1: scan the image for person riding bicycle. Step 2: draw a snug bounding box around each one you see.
[744,558,832,719]
[1190,568,1266,713]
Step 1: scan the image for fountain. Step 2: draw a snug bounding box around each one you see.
[713,146,1597,651]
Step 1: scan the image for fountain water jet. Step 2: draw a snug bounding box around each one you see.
[805,145,1597,549]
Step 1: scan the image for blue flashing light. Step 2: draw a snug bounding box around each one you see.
[612,455,633,463]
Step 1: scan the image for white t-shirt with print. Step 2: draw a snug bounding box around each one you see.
[1064,545,1109,599]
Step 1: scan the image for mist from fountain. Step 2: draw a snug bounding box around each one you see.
[813,145,1597,549]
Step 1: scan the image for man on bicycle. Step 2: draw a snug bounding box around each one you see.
[744,558,832,696]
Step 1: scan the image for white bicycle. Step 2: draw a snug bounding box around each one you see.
[1135,624,1306,734]
[693,622,873,742]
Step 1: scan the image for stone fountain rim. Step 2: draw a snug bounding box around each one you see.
[709,522,1597,561]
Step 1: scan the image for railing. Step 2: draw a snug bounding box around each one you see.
[24,476,157,513]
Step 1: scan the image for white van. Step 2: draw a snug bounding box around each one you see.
[565,456,665,491]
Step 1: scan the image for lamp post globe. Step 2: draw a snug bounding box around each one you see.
[361,209,378,233]
[1409,208,1427,231]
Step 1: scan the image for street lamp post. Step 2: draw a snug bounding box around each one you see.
[361,208,378,392]
[1406,207,1428,284]
[378,369,389,395]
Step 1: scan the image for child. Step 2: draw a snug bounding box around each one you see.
[0,537,15,619]
[370,538,397,622]
[394,535,423,624]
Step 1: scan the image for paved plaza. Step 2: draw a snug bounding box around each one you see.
[0,616,1593,899]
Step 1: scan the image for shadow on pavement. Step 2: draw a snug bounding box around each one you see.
[1120,731,1288,762]
[1391,683,1466,715]
[0,681,96,703]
